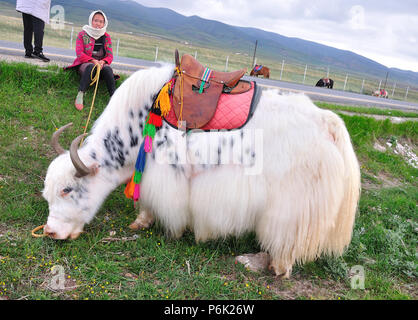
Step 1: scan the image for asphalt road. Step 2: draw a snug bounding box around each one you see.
[1,40,417,112]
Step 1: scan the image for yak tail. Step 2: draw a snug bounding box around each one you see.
[324,110,361,256]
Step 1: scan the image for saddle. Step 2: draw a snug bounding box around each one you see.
[172,49,251,129]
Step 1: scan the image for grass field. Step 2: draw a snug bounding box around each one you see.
[0,12,417,103]
[0,61,417,300]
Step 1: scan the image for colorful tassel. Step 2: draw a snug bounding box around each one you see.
[124,79,175,205]
[136,141,146,172]
[154,82,172,117]
[144,136,153,153]
[124,173,135,199]
[148,112,162,127]
[133,184,140,201]
[143,123,156,139]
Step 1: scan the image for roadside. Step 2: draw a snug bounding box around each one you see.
[1,39,418,112]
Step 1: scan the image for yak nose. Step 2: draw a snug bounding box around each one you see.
[44,225,58,239]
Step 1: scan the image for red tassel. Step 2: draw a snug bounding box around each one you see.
[148,112,163,127]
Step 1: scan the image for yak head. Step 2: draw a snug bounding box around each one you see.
[42,123,103,240]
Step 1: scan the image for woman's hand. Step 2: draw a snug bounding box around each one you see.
[98,60,106,69]
[90,59,103,69]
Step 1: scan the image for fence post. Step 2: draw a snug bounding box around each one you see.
[391,82,396,97]
[194,51,197,59]
[116,39,120,57]
[70,26,74,49]
[225,56,229,72]
[303,64,307,84]
[343,74,348,91]
[253,58,257,67]
[360,79,365,94]
[378,80,382,91]
[405,87,409,100]
[155,46,158,62]
[280,59,284,81]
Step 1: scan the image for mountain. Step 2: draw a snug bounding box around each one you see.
[3,0,417,85]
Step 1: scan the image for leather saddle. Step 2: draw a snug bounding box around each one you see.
[172,49,251,129]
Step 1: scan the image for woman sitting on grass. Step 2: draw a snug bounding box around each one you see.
[65,10,119,110]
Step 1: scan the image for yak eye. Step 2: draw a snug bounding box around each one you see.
[62,187,73,194]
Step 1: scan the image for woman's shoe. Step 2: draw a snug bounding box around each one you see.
[75,91,84,110]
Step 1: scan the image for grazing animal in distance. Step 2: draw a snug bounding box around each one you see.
[250,65,270,78]
[41,60,360,279]
[316,78,334,89]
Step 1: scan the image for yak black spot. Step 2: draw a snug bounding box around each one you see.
[90,151,97,160]
[130,135,139,147]
[128,124,139,147]
[103,127,126,168]
[129,109,134,119]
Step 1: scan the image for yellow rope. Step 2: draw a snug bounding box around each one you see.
[31,225,46,238]
[80,63,101,147]
[175,67,184,128]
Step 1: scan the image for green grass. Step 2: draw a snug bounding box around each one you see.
[316,102,418,119]
[0,62,417,300]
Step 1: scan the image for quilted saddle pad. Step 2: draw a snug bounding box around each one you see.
[164,81,258,131]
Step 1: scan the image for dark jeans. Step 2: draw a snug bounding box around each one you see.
[22,13,45,55]
[78,64,116,96]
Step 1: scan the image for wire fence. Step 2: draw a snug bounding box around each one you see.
[2,13,418,104]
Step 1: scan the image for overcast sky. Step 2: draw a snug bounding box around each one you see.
[133,0,418,72]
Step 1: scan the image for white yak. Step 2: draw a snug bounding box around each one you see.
[42,63,360,278]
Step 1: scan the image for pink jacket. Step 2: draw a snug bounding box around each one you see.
[65,30,116,71]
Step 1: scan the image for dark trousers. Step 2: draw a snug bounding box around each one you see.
[78,63,116,96]
[22,13,45,55]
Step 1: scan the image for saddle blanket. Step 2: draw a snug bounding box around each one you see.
[164,81,258,130]
[254,65,263,72]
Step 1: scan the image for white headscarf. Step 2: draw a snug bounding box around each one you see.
[82,10,108,40]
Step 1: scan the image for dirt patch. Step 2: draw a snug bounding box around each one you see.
[270,275,348,299]
[338,111,418,123]
[362,170,404,190]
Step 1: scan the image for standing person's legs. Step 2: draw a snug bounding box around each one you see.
[22,13,33,57]
[31,16,49,62]
[100,66,116,96]
[32,16,45,55]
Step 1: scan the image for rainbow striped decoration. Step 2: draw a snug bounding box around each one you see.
[124,80,173,205]
[199,68,213,94]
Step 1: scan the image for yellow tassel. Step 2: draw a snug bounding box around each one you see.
[155,82,171,117]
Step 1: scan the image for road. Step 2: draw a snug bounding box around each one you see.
[1,40,417,112]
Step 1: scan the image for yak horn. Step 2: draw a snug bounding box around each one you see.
[51,122,73,155]
[70,133,92,178]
